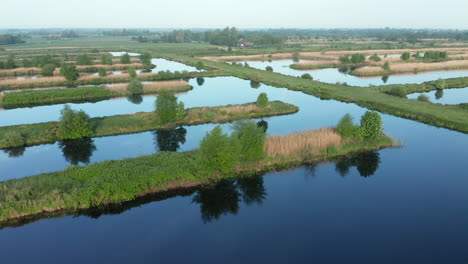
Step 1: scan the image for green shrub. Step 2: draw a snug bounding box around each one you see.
[155,92,178,124]
[232,121,266,161]
[0,132,25,148]
[336,114,356,139]
[101,54,113,65]
[435,78,447,89]
[265,66,273,72]
[127,79,143,95]
[417,94,430,102]
[385,87,407,98]
[383,61,390,71]
[57,105,93,140]
[301,73,313,80]
[41,63,56,77]
[196,61,205,70]
[140,52,152,65]
[175,101,186,121]
[128,68,137,78]
[369,53,381,62]
[256,93,269,107]
[120,53,131,64]
[98,68,107,77]
[355,111,383,140]
[198,126,240,175]
[60,63,79,82]
[401,52,411,61]
[76,54,93,65]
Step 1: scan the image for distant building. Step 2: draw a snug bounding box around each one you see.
[239,41,254,48]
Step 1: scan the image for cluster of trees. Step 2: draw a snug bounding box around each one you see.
[0,34,25,45]
[336,111,383,141]
[60,30,79,38]
[339,53,366,64]
[155,92,186,124]
[422,51,448,60]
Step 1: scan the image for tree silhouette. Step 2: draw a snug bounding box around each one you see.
[59,138,96,165]
[154,127,187,152]
[127,95,143,104]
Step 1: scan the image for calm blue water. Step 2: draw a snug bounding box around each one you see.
[0,60,467,263]
[408,87,468,104]
[243,59,468,86]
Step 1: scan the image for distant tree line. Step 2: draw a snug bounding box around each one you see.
[0,34,25,45]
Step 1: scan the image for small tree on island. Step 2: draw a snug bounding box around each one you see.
[401,52,411,61]
[265,66,273,72]
[128,68,137,78]
[98,68,107,77]
[60,63,80,82]
[198,126,240,175]
[120,53,131,64]
[383,61,391,71]
[41,63,56,76]
[175,101,186,122]
[336,114,357,139]
[127,79,143,95]
[301,73,313,80]
[354,111,383,140]
[155,92,179,124]
[57,105,93,140]
[256,93,269,107]
[196,61,205,70]
[101,54,113,65]
[232,121,266,161]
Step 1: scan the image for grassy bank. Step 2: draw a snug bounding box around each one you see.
[0,80,192,108]
[0,129,397,225]
[375,77,468,94]
[0,101,298,148]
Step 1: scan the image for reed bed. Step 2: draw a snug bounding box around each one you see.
[0,67,41,74]
[106,80,189,92]
[353,60,468,76]
[0,76,66,86]
[265,128,342,156]
[76,63,143,70]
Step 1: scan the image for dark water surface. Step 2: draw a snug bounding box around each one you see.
[0,59,467,263]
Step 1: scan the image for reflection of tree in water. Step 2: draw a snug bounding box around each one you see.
[381,75,389,84]
[127,95,143,105]
[155,127,187,152]
[196,77,205,86]
[3,146,26,158]
[193,179,240,223]
[193,176,267,223]
[59,138,96,165]
[237,176,267,205]
[250,80,261,89]
[334,151,381,177]
[435,89,444,100]
[257,120,269,133]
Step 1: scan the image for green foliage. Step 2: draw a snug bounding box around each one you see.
[339,55,351,64]
[76,54,93,65]
[423,51,448,60]
[60,63,80,82]
[196,61,205,70]
[128,68,137,78]
[140,52,152,65]
[265,66,273,72]
[127,79,143,95]
[435,78,447,89]
[369,53,381,62]
[101,54,113,65]
[232,121,266,161]
[98,68,107,77]
[120,53,131,64]
[417,94,430,102]
[198,126,240,174]
[292,52,300,62]
[336,114,357,139]
[301,73,313,80]
[57,105,93,140]
[350,53,366,63]
[385,87,407,98]
[156,92,178,124]
[41,63,56,77]
[401,52,411,61]
[0,132,25,148]
[175,101,186,121]
[383,61,390,71]
[355,111,383,140]
[256,93,269,107]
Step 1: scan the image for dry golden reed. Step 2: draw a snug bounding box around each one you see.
[265,128,342,156]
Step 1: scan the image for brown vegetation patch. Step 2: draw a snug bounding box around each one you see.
[265,128,342,156]
[105,80,189,92]
[353,60,468,75]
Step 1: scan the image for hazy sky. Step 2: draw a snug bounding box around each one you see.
[2,0,467,29]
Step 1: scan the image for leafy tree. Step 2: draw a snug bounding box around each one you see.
[120,53,131,64]
[140,52,152,65]
[60,63,80,82]
[5,56,16,69]
[339,55,351,64]
[101,54,113,65]
[98,68,107,77]
[41,63,56,76]
[383,61,390,71]
[435,78,447,89]
[301,73,313,80]
[128,68,137,78]
[256,93,269,107]
[417,94,430,102]
[127,79,143,95]
[369,53,381,62]
[76,54,93,65]
[336,114,357,139]
[175,102,186,122]
[265,66,273,72]
[355,111,383,140]
[57,105,93,140]
[401,52,411,60]
[198,126,240,175]
[385,87,406,98]
[292,52,300,62]
[232,121,266,161]
[155,92,178,124]
[350,53,366,63]
[196,61,205,70]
